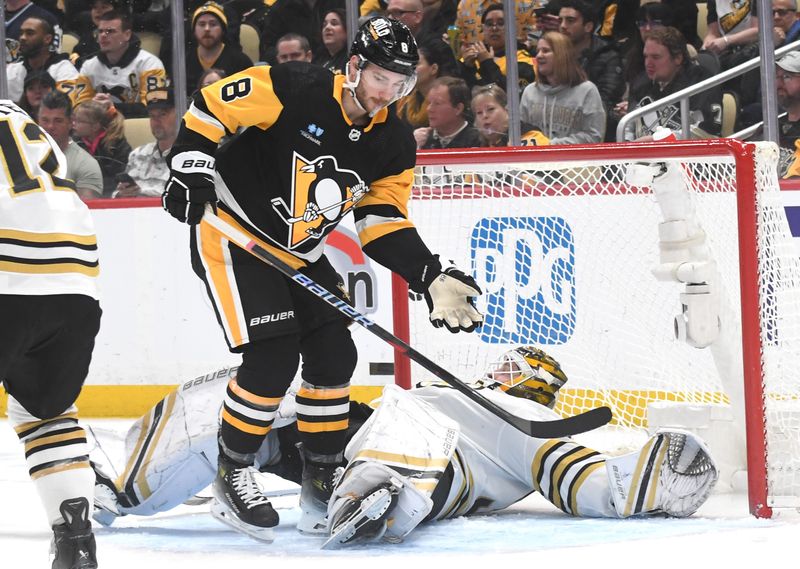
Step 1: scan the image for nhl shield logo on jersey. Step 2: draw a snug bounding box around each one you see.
[271,152,369,249]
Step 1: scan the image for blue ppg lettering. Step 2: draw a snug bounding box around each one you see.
[471,217,576,344]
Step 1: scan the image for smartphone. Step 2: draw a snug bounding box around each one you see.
[115,172,135,185]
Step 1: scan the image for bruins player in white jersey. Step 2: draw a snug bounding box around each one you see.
[89,347,718,548]
[161,16,484,542]
[0,101,102,568]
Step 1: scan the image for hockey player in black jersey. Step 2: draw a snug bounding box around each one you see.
[162,17,484,542]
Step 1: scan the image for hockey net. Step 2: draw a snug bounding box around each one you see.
[391,140,800,518]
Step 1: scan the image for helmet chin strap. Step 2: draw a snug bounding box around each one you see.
[343,61,372,117]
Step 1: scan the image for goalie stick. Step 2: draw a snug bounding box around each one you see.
[202,206,612,439]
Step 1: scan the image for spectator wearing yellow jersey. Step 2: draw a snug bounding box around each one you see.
[458,4,535,91]
[454,0,537,46]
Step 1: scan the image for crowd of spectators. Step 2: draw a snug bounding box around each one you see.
[5,0,800,194]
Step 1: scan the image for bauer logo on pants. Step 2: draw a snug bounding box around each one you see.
[471,217,576,344]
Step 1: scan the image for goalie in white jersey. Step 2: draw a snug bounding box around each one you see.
[90,346,718,547]
[0,101,102,568]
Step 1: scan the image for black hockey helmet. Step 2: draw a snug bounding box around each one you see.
[349,16,419,77]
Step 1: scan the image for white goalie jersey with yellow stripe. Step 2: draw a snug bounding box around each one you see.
[410,384,617,519]
[0,101,99,299]
[333,382,717,544]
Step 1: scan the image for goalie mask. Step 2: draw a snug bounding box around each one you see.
[483,346,567,409]
[344,16,418,116]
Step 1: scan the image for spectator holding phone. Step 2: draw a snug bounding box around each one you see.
[114,87,178,198]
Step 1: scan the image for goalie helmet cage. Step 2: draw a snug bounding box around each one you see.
[390,139,800,519]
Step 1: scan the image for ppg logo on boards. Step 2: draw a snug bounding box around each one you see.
[471,217,576,344]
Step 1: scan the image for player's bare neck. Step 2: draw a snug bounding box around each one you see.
[342,89,370,126]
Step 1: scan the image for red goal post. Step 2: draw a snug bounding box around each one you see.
[391,139,800,518]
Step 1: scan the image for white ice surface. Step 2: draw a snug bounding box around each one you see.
[2,419,798,569]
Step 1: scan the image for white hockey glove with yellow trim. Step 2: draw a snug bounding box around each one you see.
[424,263,483,333]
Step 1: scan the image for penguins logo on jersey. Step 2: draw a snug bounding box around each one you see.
[5,39,20,64]
[271,152,369,249]
[637,96,680,137]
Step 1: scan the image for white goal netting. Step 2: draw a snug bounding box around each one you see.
[399,141,800,516]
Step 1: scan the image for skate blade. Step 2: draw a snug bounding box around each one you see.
[321,488,393,550]
[187,488,299,507]
[184,495,214,506]
[91,507,118,527]
[296,499,329,535]
[210,502,275,543]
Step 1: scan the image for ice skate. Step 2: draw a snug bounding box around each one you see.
[296,451,342,535]
[90,461,124,527]
[211,454,279,543]
[322,482,399,549]
[50,497,97,569]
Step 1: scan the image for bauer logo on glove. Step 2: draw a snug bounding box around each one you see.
[424,265,483,333]
[172,150,216,174]
[162,150,218,225]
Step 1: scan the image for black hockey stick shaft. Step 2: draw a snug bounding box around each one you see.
[203,208,612,438]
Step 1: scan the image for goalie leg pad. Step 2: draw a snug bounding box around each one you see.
[344,385,459,475]
[606,429,718,518]
[121,451,217,517]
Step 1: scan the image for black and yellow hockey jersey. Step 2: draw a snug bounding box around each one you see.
[175,62,438,291]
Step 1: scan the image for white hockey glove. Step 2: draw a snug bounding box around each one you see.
[350,181,368,202]
[303,202,320,222]
[424,264,483,333]
[162,150,218,225]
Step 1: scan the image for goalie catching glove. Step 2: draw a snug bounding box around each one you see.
[422,259,483,333]
[162,150,218,225]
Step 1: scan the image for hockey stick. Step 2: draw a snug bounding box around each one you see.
[271,196,359,224]
[202,206,612,439]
